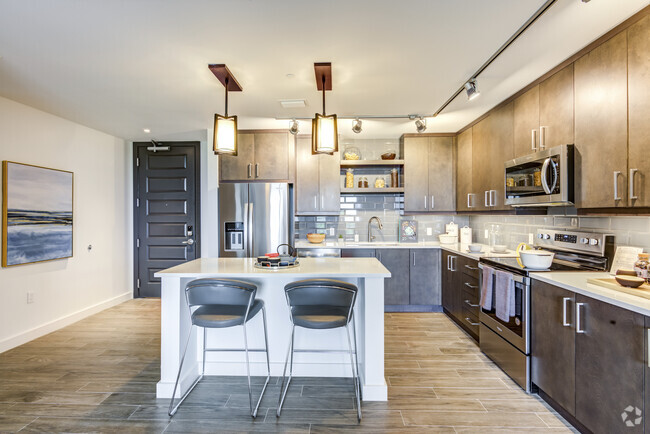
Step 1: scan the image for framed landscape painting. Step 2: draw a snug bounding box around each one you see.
[2,161,73,267]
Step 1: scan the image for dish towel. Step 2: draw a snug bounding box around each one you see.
[480,266,494,309]
[495,269,515,322]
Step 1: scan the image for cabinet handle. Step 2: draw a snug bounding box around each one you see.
[464,317,480,326]
[431,195,435,209]
[412,252,416,266]
[467,193,473,208]
[424,195,427,210]
[540,126,547,150]
[484,191,489,207]
[613,171,621,201]
[464,282,478,289]
[255,163,259,178]
[576,302,585,333]
[447,255,451,270]
[377,252,382,261]
[464,300,479,308]
[562,297,571,327]
[321,196,325,209]
[247,163,252,178]
[531,129,537,151]
[314,195,318,210]
[451,256,457,272]
[647,329,650,368]
[464,264,479,271]
[630,169,638,200]
[490,190,496,207]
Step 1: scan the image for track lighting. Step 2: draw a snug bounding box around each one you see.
[289,119,299,135]
[464,79,480,101]
[352,118,362,134]
[209,64,242,155]
[415,117,427,133]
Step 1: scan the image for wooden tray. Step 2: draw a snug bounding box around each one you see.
[587,277,650,301]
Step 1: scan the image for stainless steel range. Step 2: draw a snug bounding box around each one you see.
[478,229,615,392]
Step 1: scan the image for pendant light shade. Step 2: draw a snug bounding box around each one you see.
[214,114,238,155]
[208,64,243,155]
[312,63,338,155]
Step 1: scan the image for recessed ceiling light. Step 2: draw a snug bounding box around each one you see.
[279,99,306,109]
[143,128,151,133]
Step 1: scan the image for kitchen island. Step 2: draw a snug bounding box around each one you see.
[154,257,391,401]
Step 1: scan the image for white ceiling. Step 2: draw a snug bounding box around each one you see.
[0,0,647,141]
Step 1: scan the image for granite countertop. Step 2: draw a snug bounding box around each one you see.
[531,271,650,317]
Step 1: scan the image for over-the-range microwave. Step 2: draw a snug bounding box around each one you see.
[504,144,575,207]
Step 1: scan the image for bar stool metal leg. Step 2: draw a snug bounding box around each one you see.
[250,305,271,418]
[276,324,295,417]
[168,325,203,417]
[352,312,362,401]
[346,322,362,421]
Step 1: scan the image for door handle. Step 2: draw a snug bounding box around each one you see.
[614,171,621,201]
[531,129,537,151]
[247,163,252,178]
[562,297,571,327]
[630,168,638,200]
[181,239,194,245]
[576,302,585,333]
[464,317,480,326]
[464,300,479,308]
[539,126,547,150]
[255,163,259,178]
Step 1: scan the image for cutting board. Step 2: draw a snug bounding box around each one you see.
[587,277,650,301]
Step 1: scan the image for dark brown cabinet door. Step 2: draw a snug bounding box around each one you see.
[487,102,514,210]
[628,15,650,208]
[220,133,254,181]
[409,249,440,305]
[531,280,576,415]
[318,148,341,213]
[539,64,574,149]
[377,249,410,305]
[472,118,490,211]
[403,137,429,212]
[574,32,628,208]
[428,137,455,212]
[295,136,320,214]
[253,132,290,181]
[575,294,644,434]
[513,85,539,158]
[341,248,375,258]
[441,251,453,312]
[456,128,474,211]
[645,316,650,434]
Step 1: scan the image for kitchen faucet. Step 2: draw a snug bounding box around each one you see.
[368,216,383,242]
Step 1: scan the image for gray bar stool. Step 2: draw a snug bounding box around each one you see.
[168,278,270,418]
[276,278,361,421]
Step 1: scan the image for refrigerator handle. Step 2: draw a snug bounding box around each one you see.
[248,202,254,257]
[244,202,250,257]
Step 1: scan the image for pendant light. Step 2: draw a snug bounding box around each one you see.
[209,64,242,155]
[312,63,338,155]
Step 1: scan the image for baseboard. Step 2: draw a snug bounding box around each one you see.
[385,305,443,313]
[0,291,132,353]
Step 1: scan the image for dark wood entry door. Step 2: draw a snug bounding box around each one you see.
[133,141,200,297]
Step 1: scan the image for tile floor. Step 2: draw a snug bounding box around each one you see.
[0,300,575,432]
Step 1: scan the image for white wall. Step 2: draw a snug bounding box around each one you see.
[0,96,131,352]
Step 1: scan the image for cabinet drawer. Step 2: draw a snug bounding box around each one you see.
[460,257,480,279]
[460,274,479,297]
[461,286,480,317]
[461,306,480,337]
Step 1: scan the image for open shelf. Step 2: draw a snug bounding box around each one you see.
[340,159,404,167]
[341,187,404,194]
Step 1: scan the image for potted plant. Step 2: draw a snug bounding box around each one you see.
[337,234,344,246]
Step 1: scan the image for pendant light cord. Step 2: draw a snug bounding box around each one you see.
[322,75,326,115]
[225,77,229,117]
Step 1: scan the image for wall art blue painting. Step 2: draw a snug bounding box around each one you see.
[2,161,73,267]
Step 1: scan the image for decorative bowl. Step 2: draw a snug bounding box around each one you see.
[381,151,396,160]
[491,244,508,253]
[616,268,637,276]
[615,275,645,288]
[468,244,483,253]
[438,234,457,244]
[519,249,554,270]
[306,233,326,244]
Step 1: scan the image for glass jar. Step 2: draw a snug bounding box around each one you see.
[533,168,542,187]
[374,177,385,188]
[343,146,361,161]
[362,176,369,188]
[345,168,354,188]
[634,253,649,282]
[390,168,399,188]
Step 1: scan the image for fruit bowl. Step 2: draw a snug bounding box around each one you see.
[306,233,326,244]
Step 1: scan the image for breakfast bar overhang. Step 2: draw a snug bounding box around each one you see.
[154,257,391,401]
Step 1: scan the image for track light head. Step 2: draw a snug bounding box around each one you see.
[289,119,299,135]
[352,118,362,134]
[415,117,427,133]
[464,79,480,101]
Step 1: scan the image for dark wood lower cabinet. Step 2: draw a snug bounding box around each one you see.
[574,294,645,434]
[441,251,479,341]
[531,280,576,415]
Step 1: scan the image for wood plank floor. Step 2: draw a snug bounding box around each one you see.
[0,300,576,433]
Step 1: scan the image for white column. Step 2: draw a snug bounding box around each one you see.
[359,276,387,401]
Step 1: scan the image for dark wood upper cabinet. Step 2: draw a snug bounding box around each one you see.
[403,136,429,212]
[539,64,574,149]
[220,131,292,182]
[574,32,628,208]
[628,14,650,208]
[531,280,576,415]
[428,137,455,212]
[487,102,514,210]
[471,117,490,211]
[574,294,645,434]
[295,136,340,215]
[456,128,474,211]
[513,85,540,158]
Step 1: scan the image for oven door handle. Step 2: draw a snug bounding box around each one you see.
[478,263,527,284]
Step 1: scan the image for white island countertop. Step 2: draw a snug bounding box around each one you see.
[531,271,650,317]
[155,257,390,279]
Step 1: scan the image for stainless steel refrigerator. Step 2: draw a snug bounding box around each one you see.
[218,183,293,258]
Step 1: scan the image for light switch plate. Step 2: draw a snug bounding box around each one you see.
[484,229,489,240]
[529,233,534,244]
[329,227,335,236]
[426,227,432,236]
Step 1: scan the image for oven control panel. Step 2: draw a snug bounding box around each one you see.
[535,229,613,257]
